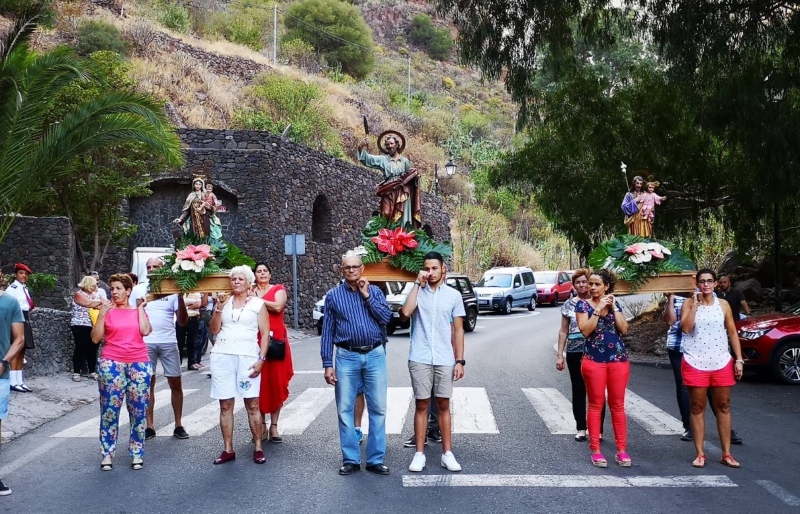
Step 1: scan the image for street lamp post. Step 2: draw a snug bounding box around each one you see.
[434,157,457,197]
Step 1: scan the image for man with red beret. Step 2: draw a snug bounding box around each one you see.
[4,264,35,392]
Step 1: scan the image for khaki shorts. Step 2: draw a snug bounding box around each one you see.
[409,361,454,399]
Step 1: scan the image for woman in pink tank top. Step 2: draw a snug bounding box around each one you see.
[91,273,152,471]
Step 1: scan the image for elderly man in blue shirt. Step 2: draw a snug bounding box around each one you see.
[400,251,465,473]
[321,252,393,476]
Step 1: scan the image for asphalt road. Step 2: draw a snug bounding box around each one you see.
[2,303,799,513]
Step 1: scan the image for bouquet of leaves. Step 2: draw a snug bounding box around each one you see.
[148,234,256,294]
[588,235,696,292]
[359,216,453,273]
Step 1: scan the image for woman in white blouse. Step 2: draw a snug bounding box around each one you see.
[208,266,270,465]
[680,269,744,469]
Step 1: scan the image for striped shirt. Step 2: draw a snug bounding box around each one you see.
[320,282,392,368]
[666,296,686,352]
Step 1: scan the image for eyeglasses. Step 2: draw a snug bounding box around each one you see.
[342,265,362,272]
[697,279,715,285]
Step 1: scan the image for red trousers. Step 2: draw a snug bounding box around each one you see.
[581,359,630,452]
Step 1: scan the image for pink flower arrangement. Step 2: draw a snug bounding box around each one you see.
[172,244,212,272]
[371,227,419,256]
[624,242,671,264]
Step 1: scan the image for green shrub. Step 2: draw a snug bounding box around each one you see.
[460,109,492,139]
[234,74,343,157]
[427,29,453,61]
[281,38,317,70]
[0,0,56,27]
[76,20,129,56]
[442,76,455,89]
[160,2,190,33]
[282,0,375,80]
[408,13,453,61]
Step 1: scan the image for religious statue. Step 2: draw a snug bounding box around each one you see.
[621,175,650,238]
[173,177,223,242]
[357,131,422,229]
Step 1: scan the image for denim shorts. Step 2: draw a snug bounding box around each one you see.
[0,378,10,420]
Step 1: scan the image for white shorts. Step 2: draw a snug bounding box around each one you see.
[209,352,261,399]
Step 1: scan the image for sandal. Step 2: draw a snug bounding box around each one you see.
[131,458,144,470]
[270,423,283,444]
[72,373,82,382]
[615,452,632,467]
[574,431,587,442]
[692,454,706,468]
[720,454,740,468]
[100,457,113,471]
[591,453,608,468]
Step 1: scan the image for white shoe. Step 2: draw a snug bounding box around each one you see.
[440,451,462,472]
[408,452,426,472]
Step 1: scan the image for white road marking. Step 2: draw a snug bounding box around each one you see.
[157,397,244,437]
[521,388,575,434]
[51,388,198,438]
[756,480,800,506]
[402,474,738,488]
[625,389,683,435]
[360,387,414,435]
[479,311,539,320]
[280,388,335,435]
[0,438,63,477]
[452,388,499,434]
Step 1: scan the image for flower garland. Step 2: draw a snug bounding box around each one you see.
[359,216,453,273]
[588,235,696,291]
[148,235,255,294]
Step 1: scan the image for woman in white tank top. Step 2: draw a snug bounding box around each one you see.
[680,269,744,469]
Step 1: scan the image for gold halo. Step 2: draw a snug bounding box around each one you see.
[378,130,406,154]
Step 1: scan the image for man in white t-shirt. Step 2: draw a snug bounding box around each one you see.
[130,258,190,440]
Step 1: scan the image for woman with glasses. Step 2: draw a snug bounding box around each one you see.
[680,269,744,469]
[253,263,294,443]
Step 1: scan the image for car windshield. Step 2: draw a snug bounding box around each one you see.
[536,272,558,284]
[787,301,800,315]
[476,274,512,288]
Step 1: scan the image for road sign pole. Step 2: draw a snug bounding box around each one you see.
[292,235,299,329]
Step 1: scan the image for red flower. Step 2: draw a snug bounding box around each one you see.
[371,227,419,256]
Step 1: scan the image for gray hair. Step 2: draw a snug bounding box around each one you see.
[341,251,363,264]
[229,265,255,285]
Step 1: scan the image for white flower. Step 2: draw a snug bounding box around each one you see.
[630,252,652,264]
[179,258,204,272]
[172,261,180,272]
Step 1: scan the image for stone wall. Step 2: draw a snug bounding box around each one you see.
[27,309,73,376]
[130,129,451,328]
[0,216,75,310]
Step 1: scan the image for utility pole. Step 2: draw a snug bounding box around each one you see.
[407,57,411,111]
[273,5,278,65]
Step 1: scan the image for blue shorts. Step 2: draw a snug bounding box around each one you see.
[0,378,10,420]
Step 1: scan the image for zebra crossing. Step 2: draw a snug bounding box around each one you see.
[48,385,683,440]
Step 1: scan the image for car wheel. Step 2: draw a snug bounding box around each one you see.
[527,295,536,311]
[551,293,559,307]
[464,307,478,332]
[502,298,513,314]
[772,341,800,385]
[386,324,396,335]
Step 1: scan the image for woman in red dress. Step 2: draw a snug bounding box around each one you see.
[254,263,294,443]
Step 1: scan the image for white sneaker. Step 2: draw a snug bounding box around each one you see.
[440,451,462,472]
[408,452,426,472]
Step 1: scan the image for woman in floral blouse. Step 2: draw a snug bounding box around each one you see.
[575,269,630,468]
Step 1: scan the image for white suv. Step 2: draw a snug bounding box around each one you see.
[473,266,537,314]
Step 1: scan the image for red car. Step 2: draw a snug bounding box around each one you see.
[535,271,573,306]
[736,302,800,385]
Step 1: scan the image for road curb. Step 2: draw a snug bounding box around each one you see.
[628,357,671,369]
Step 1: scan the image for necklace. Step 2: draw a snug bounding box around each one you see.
[231,296,248,322]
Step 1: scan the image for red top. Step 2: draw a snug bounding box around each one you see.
[101,308,149,363]
[259,284,294,414]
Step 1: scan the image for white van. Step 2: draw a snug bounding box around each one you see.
[131,246,172,282]
[473,266,537,314]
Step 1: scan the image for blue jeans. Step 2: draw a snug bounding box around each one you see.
[668,349,691,430]
[335,345,387,466]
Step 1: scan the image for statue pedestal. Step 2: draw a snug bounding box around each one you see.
[149,273,231,297]
[362,260,417,282]
[614,272,695,295]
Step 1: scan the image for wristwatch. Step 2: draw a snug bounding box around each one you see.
[455,359,466,366]
[0,359,8,370]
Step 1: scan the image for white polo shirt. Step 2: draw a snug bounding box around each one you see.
[408,283,465,366]
[5,281,31,312]
[129,280,180,345]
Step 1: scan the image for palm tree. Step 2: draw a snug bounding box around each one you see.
[0,5,183,243]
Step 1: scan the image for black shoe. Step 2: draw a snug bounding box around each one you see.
[730,430,743,445]
[0,479,10,496]
[427,427,443,443]
[338,463,360,475]
[145,428,156,440]
[403,434,427,448]
[365,463,390,475]
[10,385,27,393]
[173,426,189,439]
[680,429,693,442]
